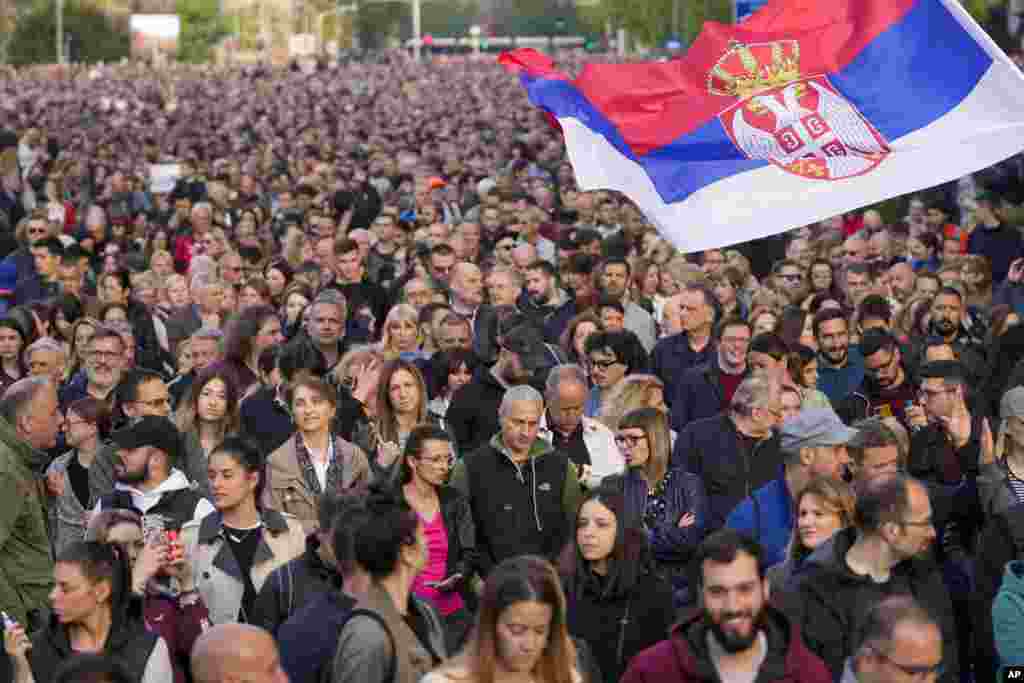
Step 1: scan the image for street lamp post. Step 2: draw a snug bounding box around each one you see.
[412,0,421,61]
[56,0,64,64]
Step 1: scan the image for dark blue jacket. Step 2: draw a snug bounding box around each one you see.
[969,223,1023,284]
[670,363,745,433]
[672,413,783,533]
[648,468,707,607]
[725,474,793,567]
[278,589,357,683]
[650,333,716,411]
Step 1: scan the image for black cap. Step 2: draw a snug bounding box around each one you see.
[111,416,182,465]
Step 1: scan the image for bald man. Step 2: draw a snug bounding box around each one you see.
[191,624,288,683]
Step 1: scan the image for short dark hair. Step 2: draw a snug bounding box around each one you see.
[277,338,327,383]
[691,529,766,590]
[600,256,631,276]
[716,316,752,340]
[858,295,892,325]
[210,437,266,506]
[334,237,360,257]
[330,491,372,579]
[860,328,898,359]
[430,243,456,260]
[526,259,556,278]
[854,473,917,534]
[565,253,596,275]
[848,417,905,470]
[596,296,625,316]
[53,654,133,683]
[846,262,872,277]
[583,330,648,374]
[353,486,420,579]
[813,307,848,338]
[749,332,788,359]
[116,369,164,405]
[935,286,963,303]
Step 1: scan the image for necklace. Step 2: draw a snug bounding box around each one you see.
[224,522,262,544]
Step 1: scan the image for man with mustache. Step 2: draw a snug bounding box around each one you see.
[836,329,922,430]
[813,308,865,405]
[925,287,986,373]
[621,530,830,683]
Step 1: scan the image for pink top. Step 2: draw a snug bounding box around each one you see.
[411,511,465,616]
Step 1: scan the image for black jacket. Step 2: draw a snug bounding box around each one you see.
[250,533,341,635]
[778,526,959,683]
[446,366,507,454]
[563,570,675,683]
[28,595,159,683]
[451,437,575,575]
[973,500,1024,683]
[672,413,782,532]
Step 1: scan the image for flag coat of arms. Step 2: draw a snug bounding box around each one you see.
[500,0,1024,253]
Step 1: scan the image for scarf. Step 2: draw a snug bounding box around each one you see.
[294,431,340,496]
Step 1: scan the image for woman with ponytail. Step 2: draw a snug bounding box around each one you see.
[4,541,174,683]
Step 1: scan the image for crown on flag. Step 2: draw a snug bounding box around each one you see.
[708,40,802,99]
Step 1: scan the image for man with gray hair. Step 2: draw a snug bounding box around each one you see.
[672,372,784,532]
[451,384,582,574]
[23,336,66,384]
[0,377,62,627]
[305,289,350,370]
[726,408,856,565]
[540,364,623,488]
[844,596,942,683]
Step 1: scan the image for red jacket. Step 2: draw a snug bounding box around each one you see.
[621,606,831,683]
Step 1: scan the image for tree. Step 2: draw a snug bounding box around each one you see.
[6,0,130,65]
[177,0,230,63]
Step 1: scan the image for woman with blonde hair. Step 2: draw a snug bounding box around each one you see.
[597,374,668,431]
[379,303,426,360]
[67,316,99,381]
[423,555,580,683]
[360,359,435,485]
[767,477,855,591]
[610,407,705,608]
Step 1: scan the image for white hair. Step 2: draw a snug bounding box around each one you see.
[499,385,544,417]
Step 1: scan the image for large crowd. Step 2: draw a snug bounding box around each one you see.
[0,49,1019,683]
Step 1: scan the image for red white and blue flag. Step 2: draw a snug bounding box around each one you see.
[501,0,1024,252]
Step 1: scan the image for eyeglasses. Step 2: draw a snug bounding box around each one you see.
[900,517,933,528]
[588,358,622,370]
[867,645,944,680]
[614,434,647,449]
[778,272,803,282]
[90,350,121,362]
[416,455,452,468]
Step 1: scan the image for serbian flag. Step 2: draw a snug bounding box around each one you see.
[500,0,1024,252]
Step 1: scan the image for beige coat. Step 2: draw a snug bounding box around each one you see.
[181,508,306,625]
[263,433,371,534]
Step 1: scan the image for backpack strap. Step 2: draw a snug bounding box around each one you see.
[344,609,398,683]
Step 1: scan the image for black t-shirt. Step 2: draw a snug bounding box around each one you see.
[67,452,91,509]
[223,524,263,622]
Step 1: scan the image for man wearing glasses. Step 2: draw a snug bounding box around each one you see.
[844,597,943,683]
[837,329,921,429]
[781,474,958,683]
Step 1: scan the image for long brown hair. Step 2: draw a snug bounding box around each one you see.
[447,555,576,683]
[788,477,856,563]
[173,367,241,442]
[618,407,671,487]
[375,359,428,444]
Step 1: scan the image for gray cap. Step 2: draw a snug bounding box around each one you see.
[780,408,859,453]
[1002,386,1024,420]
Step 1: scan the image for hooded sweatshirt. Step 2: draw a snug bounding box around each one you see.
[0,413,54,625]
[993,560,1024,670]
[96,468,215,530]
[621,604,830,683]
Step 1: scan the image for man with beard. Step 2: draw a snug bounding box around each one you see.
[779,474,958,683]
[622,530,830,683]
[95,415,214,531]
[923,287,987,375]
[446,322,548,454]
[597,257,657,352]
[814,308,865,404]
[886,262,917,304]
[519,260,568,334]
[836,329,922,429]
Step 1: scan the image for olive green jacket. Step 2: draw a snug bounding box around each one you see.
[0,415,54,624]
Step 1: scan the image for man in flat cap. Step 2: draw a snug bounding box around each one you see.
[726,407,856,566]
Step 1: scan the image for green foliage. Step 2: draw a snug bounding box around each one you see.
[420,0,480,37]
[177,0,230,63]
[6,0,129,65]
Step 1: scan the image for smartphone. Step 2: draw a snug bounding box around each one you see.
[142,515,166,546]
